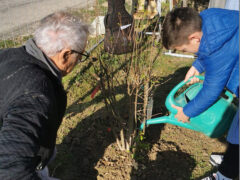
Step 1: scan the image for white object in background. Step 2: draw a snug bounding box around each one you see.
[90,16,105,37]
[169,0,173,11]
[164,51,195,59]
[157,0,162,16]
[209,154,224,167]
[120,24,132,30]
[208,0,226,8]
[145,32,160,35]
[225,0,239,10]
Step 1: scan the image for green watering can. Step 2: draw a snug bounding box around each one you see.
[140,76,238,138]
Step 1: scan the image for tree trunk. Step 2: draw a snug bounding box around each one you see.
[142,79,149,133]
[104,0,134,54]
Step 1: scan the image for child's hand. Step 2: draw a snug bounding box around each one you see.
[172,104,189,123]
[184,66,200,85]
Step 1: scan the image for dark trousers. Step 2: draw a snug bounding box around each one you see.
[219,143,239,179]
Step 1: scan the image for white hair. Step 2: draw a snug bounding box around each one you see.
[34,11,89,57]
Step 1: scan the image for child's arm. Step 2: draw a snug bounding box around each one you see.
[183,50,238,118]
[192,57,205,74]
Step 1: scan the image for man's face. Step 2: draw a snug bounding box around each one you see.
[51,46,86,76]
[60,41,87,76]
[63,52,80,75]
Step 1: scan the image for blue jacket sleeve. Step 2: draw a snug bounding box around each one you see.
[192,57,205,74]
[183,45,237,117]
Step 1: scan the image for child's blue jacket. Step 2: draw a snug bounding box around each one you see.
[183,8,239,144]
[183,8,239,117]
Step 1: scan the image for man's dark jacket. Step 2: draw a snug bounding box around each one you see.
[0,46,66,179]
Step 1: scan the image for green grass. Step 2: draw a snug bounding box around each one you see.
[0,35,33,48]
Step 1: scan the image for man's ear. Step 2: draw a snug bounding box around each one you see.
[188,31,202,44]
[59,49,72,65]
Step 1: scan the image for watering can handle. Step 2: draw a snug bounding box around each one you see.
[165,75,204,114]
[224,90,234,103]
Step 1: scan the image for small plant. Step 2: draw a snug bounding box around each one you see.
[131,132,150,162]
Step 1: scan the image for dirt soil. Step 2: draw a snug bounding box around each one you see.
[95,124,226,180]
[51,112,227,180]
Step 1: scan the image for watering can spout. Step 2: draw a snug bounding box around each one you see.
[140,115,194,131]
[140,116,170,130]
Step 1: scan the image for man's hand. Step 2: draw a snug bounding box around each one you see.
[184,66,200,85]
[172,104,189,123]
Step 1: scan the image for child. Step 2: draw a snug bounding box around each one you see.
[161,7,239,180]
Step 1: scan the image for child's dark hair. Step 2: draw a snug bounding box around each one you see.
[161,7,202,49]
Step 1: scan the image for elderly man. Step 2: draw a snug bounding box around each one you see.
[0,12,89,179]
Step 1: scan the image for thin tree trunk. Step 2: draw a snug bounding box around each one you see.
[142,79,149,133]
